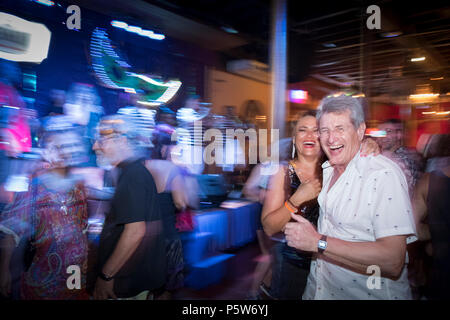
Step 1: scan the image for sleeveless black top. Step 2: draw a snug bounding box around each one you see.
[281,161,320,269]
[287,162,320,226]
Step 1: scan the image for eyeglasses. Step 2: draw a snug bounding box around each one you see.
[95,134,121,146]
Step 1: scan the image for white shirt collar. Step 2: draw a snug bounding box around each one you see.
[321,144,363,175]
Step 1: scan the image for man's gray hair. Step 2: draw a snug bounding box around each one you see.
[316,95,365,128]
[97,114,144,152]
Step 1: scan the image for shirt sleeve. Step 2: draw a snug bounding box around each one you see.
[114,165,157,225]
[369,168,417,244]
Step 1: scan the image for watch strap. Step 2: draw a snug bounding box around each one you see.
[318,235,328,254]
[98,271,114,281]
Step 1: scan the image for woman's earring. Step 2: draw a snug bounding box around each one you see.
[292,141,296,159]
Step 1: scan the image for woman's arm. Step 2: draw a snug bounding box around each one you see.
[261,165,321,236]
[242,164,262,202]
[261,166,290,236]
[171,174,187,211]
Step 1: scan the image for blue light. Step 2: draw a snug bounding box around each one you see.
[32,0,55,6]
[221,26,238,34]
[110,20,165,40]
[381,31,402,38]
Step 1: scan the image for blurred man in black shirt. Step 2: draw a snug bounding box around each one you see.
[92,115,166,299]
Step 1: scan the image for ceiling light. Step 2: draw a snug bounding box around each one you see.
[409,93,439,101]
[430,77,444,81]
[322,43,336,48]
[411,57,426,62]
[110,20,165,40]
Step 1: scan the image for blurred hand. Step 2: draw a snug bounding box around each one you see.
[284,212,321,252]
[360,137,381,157]
[93,278,117,300]
[289,179,321,206]
[0,270,11,298]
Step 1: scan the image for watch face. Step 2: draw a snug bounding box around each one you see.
[318,240,327,249]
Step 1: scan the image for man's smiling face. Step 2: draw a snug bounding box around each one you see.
[319,109,365,170]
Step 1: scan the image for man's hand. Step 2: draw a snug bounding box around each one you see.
[360,138,381,157]
[360,137,380,157]
[0,270,11,298]
[93,278,117,300]
[284,212,321,252]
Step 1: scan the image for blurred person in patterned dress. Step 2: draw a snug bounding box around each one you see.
[0,116,89,299]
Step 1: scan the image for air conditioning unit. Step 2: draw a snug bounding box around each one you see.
[226,60,270,83]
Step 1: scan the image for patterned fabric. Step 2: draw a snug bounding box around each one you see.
[0,178,89,300]
[390,146,424,193]
[165,238,184,291]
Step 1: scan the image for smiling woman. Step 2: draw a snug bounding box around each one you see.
[260,110,323,299]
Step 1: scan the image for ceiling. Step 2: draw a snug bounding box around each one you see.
[73,0,450,99]
[141,0,450,98]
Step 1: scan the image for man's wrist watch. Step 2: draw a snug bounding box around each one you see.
[98,271,114,281]
[317,235,328,254]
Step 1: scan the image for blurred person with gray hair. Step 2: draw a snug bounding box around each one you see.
[91,115,166,300]
[284,95,417,300]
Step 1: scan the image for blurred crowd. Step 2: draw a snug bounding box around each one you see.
[0,58,259,300]
[0,57,449,300]
[0,59,202,300]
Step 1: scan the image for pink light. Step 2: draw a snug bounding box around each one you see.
[290,90,308,103]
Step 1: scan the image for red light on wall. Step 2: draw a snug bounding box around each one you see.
[290,90,308,103]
